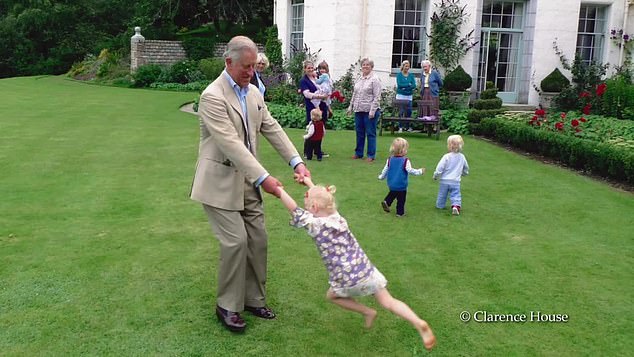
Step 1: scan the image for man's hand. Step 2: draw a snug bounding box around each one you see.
[261,176,283,198]
[294,163,311,185]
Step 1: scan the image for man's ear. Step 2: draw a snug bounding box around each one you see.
[225,57,232,68]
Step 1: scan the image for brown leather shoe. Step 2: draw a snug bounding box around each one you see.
[367,158,375,163]
[351,155,361,159]
[216,305,246,332]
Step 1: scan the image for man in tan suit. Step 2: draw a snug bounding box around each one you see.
[190,36,310,333]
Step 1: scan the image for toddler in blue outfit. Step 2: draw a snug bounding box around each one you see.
[378,137,425,217]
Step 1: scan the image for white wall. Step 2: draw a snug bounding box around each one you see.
[275,0,634,106]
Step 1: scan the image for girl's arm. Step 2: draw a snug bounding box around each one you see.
[278,187,298,212]
[302,176,315,188]
[279,176,315,212]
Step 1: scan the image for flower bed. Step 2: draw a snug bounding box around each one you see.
[477,113,634,185]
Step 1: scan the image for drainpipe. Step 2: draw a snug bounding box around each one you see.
[361,0,368,57]
[620,0,633,67]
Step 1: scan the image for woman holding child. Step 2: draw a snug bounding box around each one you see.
[299,60,329,125]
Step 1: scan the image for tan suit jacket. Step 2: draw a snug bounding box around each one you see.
[190,74,299,210]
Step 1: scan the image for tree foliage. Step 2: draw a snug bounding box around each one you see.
[0,0,274,78]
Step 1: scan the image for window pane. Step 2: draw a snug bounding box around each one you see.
[392,0,427,70]
[576,5,605,64]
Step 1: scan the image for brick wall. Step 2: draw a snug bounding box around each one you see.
[130,27,265,72]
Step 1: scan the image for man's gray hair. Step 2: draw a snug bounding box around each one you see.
[421,60,431,66]
[223,36,258,62]
[361,57,374,68]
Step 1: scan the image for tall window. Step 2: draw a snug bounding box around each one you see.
[576,5,606,65]
[290,0,304,55]
[392,0,428,70]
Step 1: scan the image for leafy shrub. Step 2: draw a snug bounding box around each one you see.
[467,109,505,123]
[540,68,570,92]
[479,117,634,184]
[182,37,217,61]
[160,60,204,84]
[442,109,470,134]
[266,103,353,131]
[473,98,502,110]
[327,109,355,131]
[264,26,283,68]
[133,64,163,87]
[150,81,209,92]
[267,103,306,129]
[199,58,225,80]
[444,65,472,91]
[331,60,361,110]
[600,77,634,119]
[266,84,302,105]
[284,44,321,87]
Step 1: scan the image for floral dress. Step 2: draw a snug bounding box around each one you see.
[290,207,387,297]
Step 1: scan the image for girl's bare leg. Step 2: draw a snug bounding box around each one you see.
[374,288,436,350]
[326,289,377,328]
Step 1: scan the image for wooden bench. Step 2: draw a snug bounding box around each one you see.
[380,99,441,140]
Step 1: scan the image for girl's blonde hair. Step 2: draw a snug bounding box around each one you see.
[390,137,409,156]
[310,108,322,121]
[306,185,337,214]
[447,135,464,153]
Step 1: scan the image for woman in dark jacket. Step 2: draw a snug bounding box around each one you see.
[299,60,329,126]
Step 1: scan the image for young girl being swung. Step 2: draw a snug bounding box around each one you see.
[276,177,436,351]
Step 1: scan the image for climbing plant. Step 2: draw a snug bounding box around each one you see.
[428,0,477,73]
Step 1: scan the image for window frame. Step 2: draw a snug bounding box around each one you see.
[576,5,606,65]
[391,0,428,73]
[289,0,304,57]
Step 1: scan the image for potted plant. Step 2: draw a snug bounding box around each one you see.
[443,65,472,108]
[539,68,570,108]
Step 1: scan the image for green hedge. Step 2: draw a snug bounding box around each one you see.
[468,108,506,123]
[479,117,634,185]
[266,103,354,131]
[473,98,503,110]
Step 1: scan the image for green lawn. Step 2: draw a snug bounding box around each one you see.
[1,76,632,356]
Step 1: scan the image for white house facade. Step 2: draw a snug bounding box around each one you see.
[274,0,634,106]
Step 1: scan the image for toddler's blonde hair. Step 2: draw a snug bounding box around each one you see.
[447,135,464,153]
[390,137,409,156]
[306,185,337,214]
[310,108,322,121]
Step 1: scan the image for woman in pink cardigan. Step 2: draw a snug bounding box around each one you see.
[347,58,382,163]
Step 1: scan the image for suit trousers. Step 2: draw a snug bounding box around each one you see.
[202,180,268,312]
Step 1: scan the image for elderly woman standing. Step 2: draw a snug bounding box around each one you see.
[347,58,382,162]
[250,53,269,96]
[420,60,443,116]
